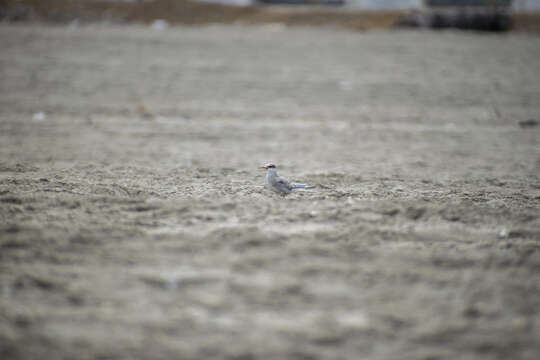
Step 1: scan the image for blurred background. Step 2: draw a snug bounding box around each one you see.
[1,0,539,32]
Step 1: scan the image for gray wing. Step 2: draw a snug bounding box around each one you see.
[270,176,294,194]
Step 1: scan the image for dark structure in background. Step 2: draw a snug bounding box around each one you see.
[422,0,513,30]
[255,0,512,31]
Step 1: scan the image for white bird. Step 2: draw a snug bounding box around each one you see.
[260,164,312,195]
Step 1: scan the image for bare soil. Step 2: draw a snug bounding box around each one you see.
[1,24,540,360]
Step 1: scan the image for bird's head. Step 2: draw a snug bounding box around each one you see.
[260,163,276,171]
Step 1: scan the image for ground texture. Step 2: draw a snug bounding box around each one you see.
[1,24,540,360]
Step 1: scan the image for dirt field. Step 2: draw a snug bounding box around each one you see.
[1,24,540,359]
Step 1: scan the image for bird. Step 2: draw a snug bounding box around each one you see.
[260,163,312,195]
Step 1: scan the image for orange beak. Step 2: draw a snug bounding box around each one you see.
[260,166,268,171]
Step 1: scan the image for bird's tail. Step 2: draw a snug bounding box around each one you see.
[292,183,313,189]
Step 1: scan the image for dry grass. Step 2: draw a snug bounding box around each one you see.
[0,0,420,31]
[1,0,539,32]
[513,12,540,33]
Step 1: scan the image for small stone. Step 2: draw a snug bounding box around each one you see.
[518,119,538,128]
[32,112,46,121]
[511,317,528,330]
[406,206,426,220]
[151,19,169,31]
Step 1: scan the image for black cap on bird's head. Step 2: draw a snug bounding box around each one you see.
[261,164,276,171]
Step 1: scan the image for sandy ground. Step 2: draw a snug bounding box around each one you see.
[1,24,540,360]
